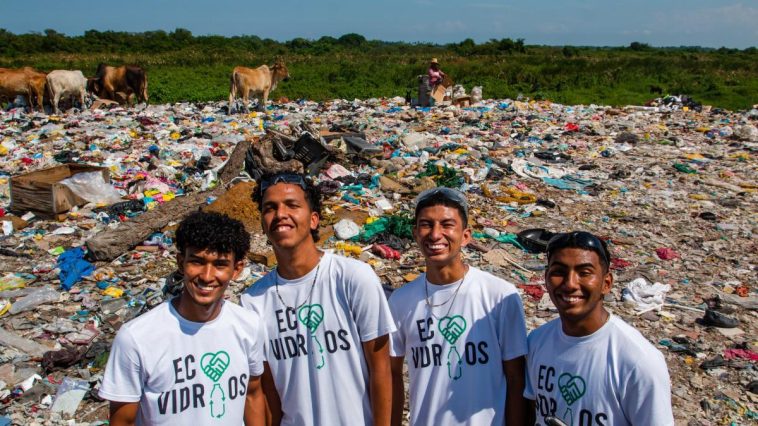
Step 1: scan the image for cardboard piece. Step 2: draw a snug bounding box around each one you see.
[10,164,110,218]
[431,85,446,104]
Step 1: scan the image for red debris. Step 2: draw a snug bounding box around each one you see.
[518,284,545,301]
[611,258,633,270]
[735,284,750,297]
[371,244,400,260]
[723,349,758,361]
[656,247,680,260]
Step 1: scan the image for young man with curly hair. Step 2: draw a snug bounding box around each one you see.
[100,211,266,426]
[241,171,395,426]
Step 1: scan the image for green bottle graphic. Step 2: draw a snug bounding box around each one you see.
[201,351,230,419]
[439,315,467,380]
[298,304,326,369]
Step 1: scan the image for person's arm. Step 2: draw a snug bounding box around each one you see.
[109,401,139,426]
[260,362,282,426]
[504,356,528,426]
[621,358,675,425]
[390,356,405,426]
[363,334,393,426]
[526,398,536,425]
[244,374,266,426]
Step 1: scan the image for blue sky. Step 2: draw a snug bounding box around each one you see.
[1,0,755,48]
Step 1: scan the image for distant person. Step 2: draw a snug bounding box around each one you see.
[428,58,446,88]
[525,231,674,425]
[241,171,395,425]
[388,187,529,425]
[100,211,266,426]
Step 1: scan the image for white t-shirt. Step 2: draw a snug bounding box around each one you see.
[524,315,675,426]
[99,300,265,425]
[239,252,396,426]
[388,267,528,425]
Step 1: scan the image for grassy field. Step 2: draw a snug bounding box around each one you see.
[1,46,756,110]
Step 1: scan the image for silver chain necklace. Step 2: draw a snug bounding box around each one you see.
[424,268,467,320]
[274,257,322,311]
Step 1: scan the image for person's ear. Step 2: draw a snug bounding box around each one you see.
[602,270,613,295]
[176,253,185,274]
[232,258,245,280]
[310,211,320,232]
[461,226,472,247]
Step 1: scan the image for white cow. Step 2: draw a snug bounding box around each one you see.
[46,70,88,113]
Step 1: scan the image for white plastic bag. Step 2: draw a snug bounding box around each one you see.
[622,278,671,311]
[59,171,123,204]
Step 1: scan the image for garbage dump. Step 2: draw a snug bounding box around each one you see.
[0,97,756,424]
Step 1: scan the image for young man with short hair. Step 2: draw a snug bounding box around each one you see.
[525,231,674,425]
[100,211,266,426]
[241,171,395,426]
[388,187,529,425]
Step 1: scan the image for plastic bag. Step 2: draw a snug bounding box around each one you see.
[9,287,60,314]
[622,278,671,312]
[59,171,122,204]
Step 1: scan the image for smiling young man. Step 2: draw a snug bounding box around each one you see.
[524,231,674,426]
[240,171,395,426]
[100,211,266,426]
[388,187,528,426]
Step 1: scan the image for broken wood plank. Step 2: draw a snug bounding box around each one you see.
[85,139,251,261]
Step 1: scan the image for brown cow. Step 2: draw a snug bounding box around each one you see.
[87,64,148,105]
[0,67,47,112]
[228,61,290,113]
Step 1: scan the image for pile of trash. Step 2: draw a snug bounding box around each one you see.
[0,97,756,424]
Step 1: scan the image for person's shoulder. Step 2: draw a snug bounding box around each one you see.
[388,275,424,305]
[223,301,262,321]
[328,252,374,271]
[527,317,561,348]
[122,301,171,331]
[115,302,173,343]
[609,316,666,363]
[241,272,276,298]
[327,252,379,282]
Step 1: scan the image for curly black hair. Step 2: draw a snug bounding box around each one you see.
[175,211,250,261]
[252,170,322,242]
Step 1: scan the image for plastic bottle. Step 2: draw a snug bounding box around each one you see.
[9,287,60,315]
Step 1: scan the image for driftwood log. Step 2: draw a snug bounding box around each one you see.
[85,139,251,261]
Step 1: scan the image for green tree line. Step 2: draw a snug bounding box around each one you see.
[1,29,756,110]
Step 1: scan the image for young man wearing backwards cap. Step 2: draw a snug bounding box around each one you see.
[388,187,529,425]
[524,231,674,425]
[241,171,395,426]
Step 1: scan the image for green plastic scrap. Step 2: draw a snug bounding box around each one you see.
[673,163,698,174]
[352,214,414,242]
[417,161,463,188]
[472,232,525,250]
[353,217,388,241]
[386,214,414,239]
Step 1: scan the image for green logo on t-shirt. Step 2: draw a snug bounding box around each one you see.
[201,351,230,382]
[439,315,467,380]
[298,304,324,333]
[438,315,467,345]
[201,351,230,419]
[558,373,586,406]
[298,304,326,369]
